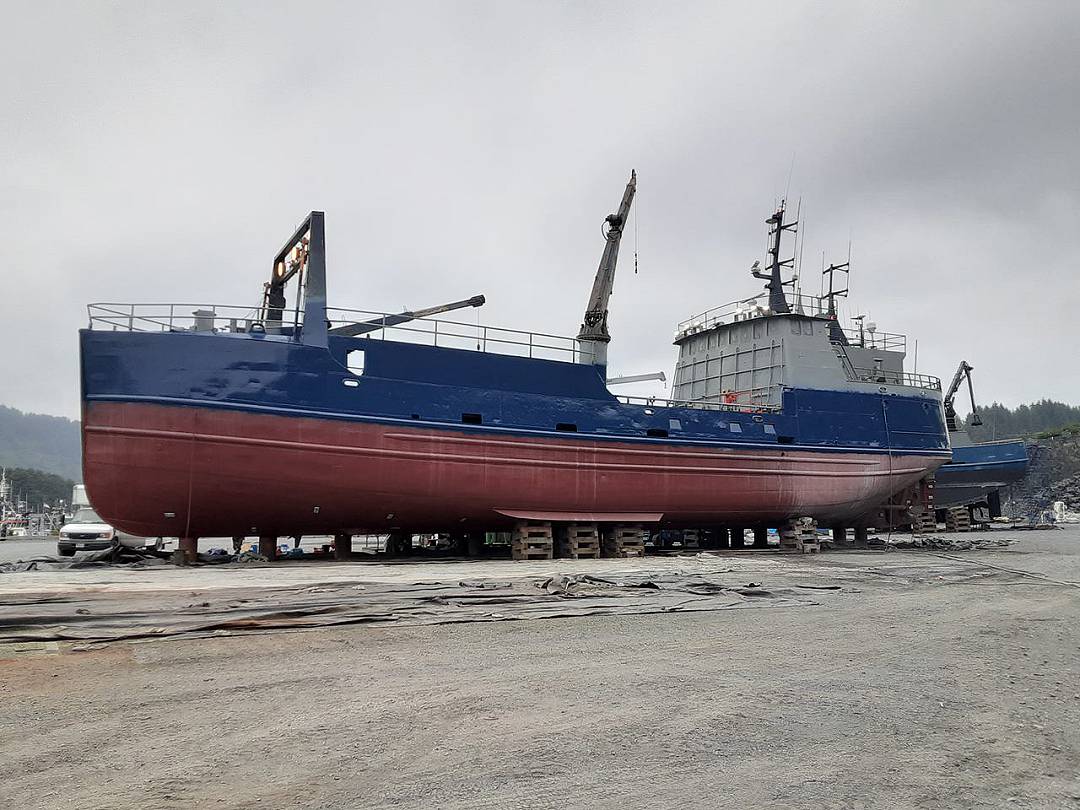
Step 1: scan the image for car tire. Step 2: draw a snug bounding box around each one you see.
[57,547,76,557]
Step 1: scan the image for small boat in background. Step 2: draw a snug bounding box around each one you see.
[932,361,1029,519]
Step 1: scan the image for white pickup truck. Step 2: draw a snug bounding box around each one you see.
[57,485,162,557]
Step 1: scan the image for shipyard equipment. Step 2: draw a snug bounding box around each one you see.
[942,360,982,432]
[577,171,637,367]
[933,360,1028,520]
[330,296,486,337]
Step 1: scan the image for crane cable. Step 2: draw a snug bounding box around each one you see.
[634,188,640,274]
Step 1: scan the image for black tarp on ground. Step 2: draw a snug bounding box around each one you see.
[0,573,824,644]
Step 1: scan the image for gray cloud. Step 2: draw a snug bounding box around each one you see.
[3,0,1078,417]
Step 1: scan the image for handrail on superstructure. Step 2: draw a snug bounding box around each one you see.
[615,393,782,412]
[674,293,907,352]
[849,367,941,390]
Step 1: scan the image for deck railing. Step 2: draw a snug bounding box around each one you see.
[615,393,782,412]
[87,303,300,335]
[674,294,907,352]
[88,303,597,365]
[849,368,941,390]
[326,307,597,365]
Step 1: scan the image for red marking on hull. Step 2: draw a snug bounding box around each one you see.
[82,402,946,537]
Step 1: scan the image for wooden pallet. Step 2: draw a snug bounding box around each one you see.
[602,524,646,558]
[779,517,819,553]
[911,509,938,535]
[944,507,972,533]
[511,521,553,560]
[555,523,601,559]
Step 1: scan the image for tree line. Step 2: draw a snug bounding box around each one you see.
[4,467,76,509]
[965,399,1080,442]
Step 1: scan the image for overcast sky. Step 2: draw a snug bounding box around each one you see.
[4,1,1079,419]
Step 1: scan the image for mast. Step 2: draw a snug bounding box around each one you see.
[577,170,637,367]
[822,258,850,344]
[751,201,797,314]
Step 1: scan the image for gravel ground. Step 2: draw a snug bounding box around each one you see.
[1,528,1079,809]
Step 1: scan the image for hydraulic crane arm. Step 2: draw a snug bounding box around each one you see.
[943,360,983,432]
[329,295,486,337]
[577,170,637,366]
[606,371,667,386]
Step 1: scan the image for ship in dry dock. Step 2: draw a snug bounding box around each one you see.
[79,174,950,551]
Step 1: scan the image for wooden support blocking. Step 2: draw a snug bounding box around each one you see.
[853,526,869,547]
[911,510,937,535]
[602,524,646,558]
[730,528,747,550]
[944,507,972,533]
[779,518,819,553]
[178,536,198,563]
[555,523,601,559]
[333,532,352,560]
[512,521,554,560]
[258,535,278,559]
[830,525,848,545]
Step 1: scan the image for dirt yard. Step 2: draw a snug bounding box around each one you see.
[2,529,1079,809]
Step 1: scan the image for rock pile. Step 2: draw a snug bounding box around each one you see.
[883,535,1016,551]
[1037,473,1080,510]
[1005,433,1080,518]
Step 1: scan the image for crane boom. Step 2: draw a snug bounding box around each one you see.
[577,170,637,366]
[606,371,667,386]
[943,360,983,432]
[329,295,486,337]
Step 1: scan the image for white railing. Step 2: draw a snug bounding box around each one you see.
[87,303,301,335]
[327,307,597,365]
[616,393,782,412]
[675,293,832,337]
[674,294,908,352]
[849,368,941,390]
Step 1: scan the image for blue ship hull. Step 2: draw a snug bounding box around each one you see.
[80,328,951,538]
[934,439,1029,508]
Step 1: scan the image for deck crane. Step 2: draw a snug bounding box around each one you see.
[329,295,486,337]
[943,360,984,432]
[259,213,486,337]
[577,170,637,367]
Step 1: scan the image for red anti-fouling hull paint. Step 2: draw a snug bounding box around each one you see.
[83,401,944,538]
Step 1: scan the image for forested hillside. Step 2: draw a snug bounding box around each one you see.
[0,405,81,480]
[5,467,76,507]
[965,399,1080,443]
